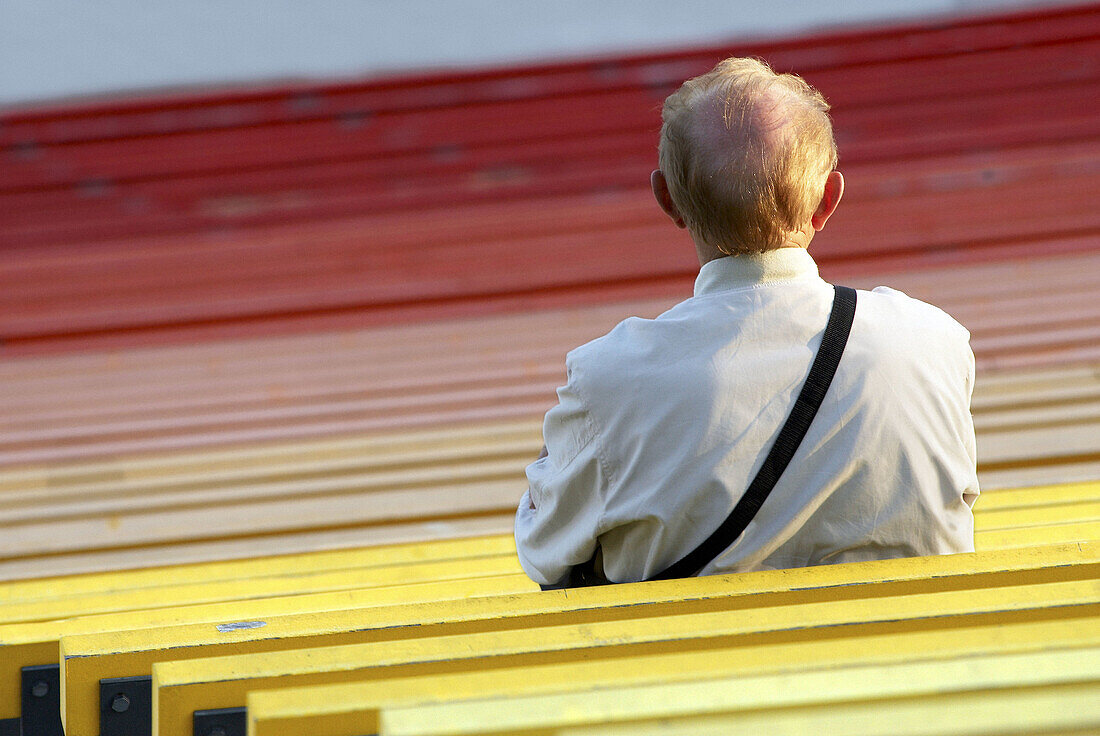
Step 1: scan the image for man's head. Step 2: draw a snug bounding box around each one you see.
[653,57,842,259]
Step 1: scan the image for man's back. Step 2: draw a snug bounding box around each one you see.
[515,249,978,585]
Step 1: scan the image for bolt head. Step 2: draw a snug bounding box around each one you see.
[110,693,131,713]
[31,680,49,698]
[207,728,227,736]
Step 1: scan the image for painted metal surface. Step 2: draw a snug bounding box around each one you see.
[556,684,1100,736]
[0,531,520,604]
[243,618,1100,736]
[144,579,1100,736]
[0,554,526,625]
[377,644,1100,736]
[0,574,538,722]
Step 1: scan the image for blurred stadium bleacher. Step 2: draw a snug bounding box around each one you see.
[1,2,1098,735]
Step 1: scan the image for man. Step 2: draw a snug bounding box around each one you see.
[514,57,979,587]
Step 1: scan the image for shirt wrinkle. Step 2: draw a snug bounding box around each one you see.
[568,356,615,535]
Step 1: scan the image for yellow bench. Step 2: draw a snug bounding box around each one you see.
[974,499,1100,530]
[6,478,1092,620]
[2,476,1095,606]
[1,482,1092,735]
[150,577,1098,736]
[973,480,1100,509]
[551,670,1100,736]
[369,644,1100,736]
[551,681,1100,735]
[240,617,1100,736]
[0,533,516,603]
[0,574,538,735]
[0,480,1095,733]
[0,532,527,736]
[975,519,1100,549]
[52,542,1097,735]
[0,552,524,625]
[0,479,1086,735]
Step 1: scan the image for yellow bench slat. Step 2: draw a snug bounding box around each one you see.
[975,518,1100,549]
[243,616,1100,736]
[0,533,514,604]
[0,574,538,721]
[972,480,1100,510]
[0,541,1082,721]
[51,544,1099,733]
[0,553,524,625]
[143,578,1100,736]
[376,644,1100,736]
[973,498,1100,529]
[7,477,1092,614]
[556,684,1100,736]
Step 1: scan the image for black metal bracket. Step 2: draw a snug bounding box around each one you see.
[22,664,63,736]
[193,707,247,736]
[100,675,152,736]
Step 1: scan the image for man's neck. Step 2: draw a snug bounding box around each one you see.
[695,240,810,267]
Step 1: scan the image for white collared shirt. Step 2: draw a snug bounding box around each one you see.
[515,248,978,586]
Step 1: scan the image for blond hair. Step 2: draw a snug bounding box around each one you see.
[658,57,838,254]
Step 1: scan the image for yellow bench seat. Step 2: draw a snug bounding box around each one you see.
[149,580,1099,736]
[63,543,1100,735]
[241,617,1100,736]
[373,644,1100,736]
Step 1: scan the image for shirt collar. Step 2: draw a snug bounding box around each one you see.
[693,248,821,297]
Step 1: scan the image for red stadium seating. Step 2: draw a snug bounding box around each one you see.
[0,2,1097,357]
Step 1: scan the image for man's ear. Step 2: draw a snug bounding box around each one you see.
[651,169,687,229]
[810,170,844,231]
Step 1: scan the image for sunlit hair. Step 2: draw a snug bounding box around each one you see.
[658,57,838,254]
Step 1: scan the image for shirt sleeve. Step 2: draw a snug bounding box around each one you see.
[514,362,609,586]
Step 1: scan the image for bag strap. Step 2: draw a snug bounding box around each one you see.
[543,284,857,589]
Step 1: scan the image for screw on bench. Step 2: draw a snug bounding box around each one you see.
[99,675,151,736]
[22,665,63,736]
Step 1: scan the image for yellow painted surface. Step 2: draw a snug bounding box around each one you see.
[1,476,1090,600]
[148,580,1100,736]
[0,480,1086,608]
[973,499,1100,530]
[0,480,1081,728]
[975,519,1100,549]
[557,684,1100,736]
[0,573,536,721]
[0,504,1087,722]
[0,553,525,624]
[0,533,515,604]
[974,480,1100,510]
[52,544,1100,734]
[0,476,1089,593]
[378,644,1100,736]
[0,640,56,720]
[246,617,1100,736]
[2,539,1084,721]
[65,541,1100,657]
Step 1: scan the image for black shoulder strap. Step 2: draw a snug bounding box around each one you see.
[542,285,857,589]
